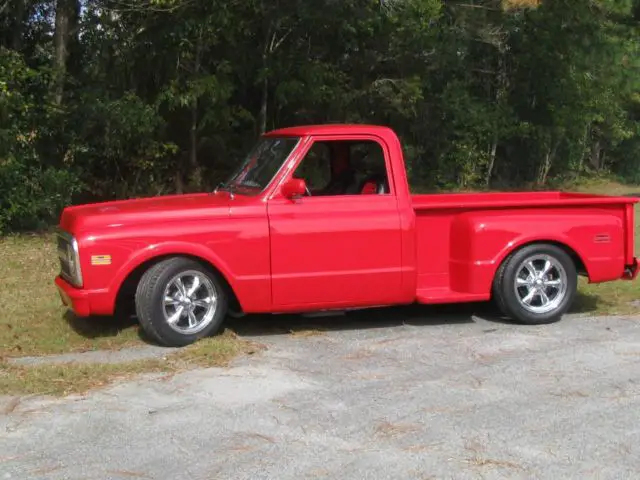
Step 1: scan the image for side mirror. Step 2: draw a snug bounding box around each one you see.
[281,178,307,199]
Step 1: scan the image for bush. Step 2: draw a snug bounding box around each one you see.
[0,157,82,232]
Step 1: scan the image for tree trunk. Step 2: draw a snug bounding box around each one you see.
[188,99,200,189]
[578,124,590,175]
[538,150,551,185]
[175,168,184,195]
[590,139,602,170]
[188,34,202,190]
[537,140,559,186]
[10,0,26,51]
[258,26,276,136]
[257,22,292,135]
[485,137,498,187]
[52,0,78,105]
[258,54,268,135]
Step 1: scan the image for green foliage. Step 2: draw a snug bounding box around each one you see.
[0,158,82,232]
[66,91,176,198]
[1,0,640,232]
[0,49,82,232]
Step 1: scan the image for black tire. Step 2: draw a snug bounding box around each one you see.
[226,295,246,319]
[135,257,228,347]
[492,244,577,325]
[227,308,246,319]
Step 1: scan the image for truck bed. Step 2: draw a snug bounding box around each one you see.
[411,191,638,210]
[410,191,638,305]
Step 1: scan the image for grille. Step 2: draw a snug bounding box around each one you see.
[57,233,73,282]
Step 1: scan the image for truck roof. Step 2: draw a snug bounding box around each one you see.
[265,124,395,137]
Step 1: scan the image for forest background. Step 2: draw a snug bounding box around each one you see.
[2,0,640,232]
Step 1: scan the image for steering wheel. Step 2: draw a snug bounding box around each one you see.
[304,184,312,196]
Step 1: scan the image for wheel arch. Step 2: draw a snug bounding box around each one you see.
[114,253,242,316]
[495,239,589,281]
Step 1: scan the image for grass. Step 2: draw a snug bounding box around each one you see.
[0,234,259,396]
[0,233,143,357]
[1,176,639,395]
[0,331,262,396]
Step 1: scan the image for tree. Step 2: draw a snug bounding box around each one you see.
[2,0,640,231]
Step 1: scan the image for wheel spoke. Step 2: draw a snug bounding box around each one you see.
[164,295,180,306]
[193,297,215,308]
[175,277,187,297]
[187,310,197,328]
[516,277,529,285]
[522,288,536,304]
[541,260,552,276]
[187,276,201,297]
[525,261,537,277]
[167,306,184,325]
[545,279,562,287]
[539,289,550,306]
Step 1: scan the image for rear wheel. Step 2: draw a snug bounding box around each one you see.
[135,257,228,347]
[493,244,577,325]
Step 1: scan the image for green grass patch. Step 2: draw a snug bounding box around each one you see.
[0,331,262,396]
[0,234,143,357]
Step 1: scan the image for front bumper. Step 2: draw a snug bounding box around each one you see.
[623,258,639,280]
[55,276,114,316]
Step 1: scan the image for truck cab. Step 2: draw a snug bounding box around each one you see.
[55,124,639,347]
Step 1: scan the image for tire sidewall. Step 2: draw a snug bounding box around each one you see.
[146,260,228,346]
[498,245,577,324]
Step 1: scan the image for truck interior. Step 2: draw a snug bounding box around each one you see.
[293,139,390,196]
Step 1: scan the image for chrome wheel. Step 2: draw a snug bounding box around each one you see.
[163,270,218,334]
[513,254,568,314]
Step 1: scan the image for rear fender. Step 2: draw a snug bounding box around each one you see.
[449,210,626,294]
[492,236,588,277]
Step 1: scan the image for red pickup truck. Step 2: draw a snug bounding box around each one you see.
[55,124,639,347]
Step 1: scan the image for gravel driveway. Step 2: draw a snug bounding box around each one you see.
[2,306,640,479]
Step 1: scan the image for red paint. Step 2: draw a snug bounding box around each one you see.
[281,178,307,198]
[54,124,639,317]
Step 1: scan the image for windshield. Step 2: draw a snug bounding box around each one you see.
[220,136,300,194]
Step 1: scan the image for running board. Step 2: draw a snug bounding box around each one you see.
[416,288,489,304]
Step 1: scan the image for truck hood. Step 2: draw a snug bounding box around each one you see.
[60,192,231,233]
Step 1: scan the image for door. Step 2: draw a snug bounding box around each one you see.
[267,137,403,308]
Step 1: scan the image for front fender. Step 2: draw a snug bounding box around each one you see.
[109,241,238,297]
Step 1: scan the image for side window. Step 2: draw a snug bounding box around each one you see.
[293,142,331,191]
[349,141,388,193]
[293,139,390,196]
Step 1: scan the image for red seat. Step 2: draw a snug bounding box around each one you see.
[360,181,377,194]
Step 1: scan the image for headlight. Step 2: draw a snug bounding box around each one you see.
[57,231,83,287]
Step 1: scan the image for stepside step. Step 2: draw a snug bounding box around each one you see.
[415,288,490,305]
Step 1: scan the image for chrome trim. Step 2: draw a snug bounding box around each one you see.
[57,230,83,287]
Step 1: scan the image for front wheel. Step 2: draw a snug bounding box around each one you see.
[135,257,228,347]
[493,244,577,325]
